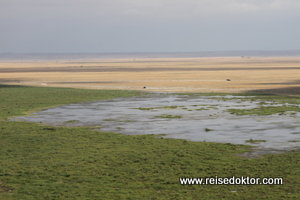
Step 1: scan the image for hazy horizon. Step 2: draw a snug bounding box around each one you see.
[1,50,300,61]
[1,49,300,54]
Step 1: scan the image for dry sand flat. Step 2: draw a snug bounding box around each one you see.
[1,57,300,94]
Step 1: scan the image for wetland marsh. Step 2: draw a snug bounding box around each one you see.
[12,93,300,152]
[1,85,300,199]
[1,55,300,199]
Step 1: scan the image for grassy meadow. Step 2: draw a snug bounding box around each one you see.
[1,85,300,199]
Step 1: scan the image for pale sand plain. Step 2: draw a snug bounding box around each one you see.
[1,57,300,94]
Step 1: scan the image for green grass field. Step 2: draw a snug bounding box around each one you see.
[1,84,300,199]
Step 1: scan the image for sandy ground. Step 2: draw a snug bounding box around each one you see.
[1,57,300,94]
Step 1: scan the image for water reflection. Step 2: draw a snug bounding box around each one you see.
[11,93,300,152]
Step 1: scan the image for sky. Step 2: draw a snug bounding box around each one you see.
[1,0,300,53]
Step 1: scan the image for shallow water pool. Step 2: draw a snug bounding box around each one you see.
[12,93,300,153]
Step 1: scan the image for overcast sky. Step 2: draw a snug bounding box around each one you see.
[1,0,300,53]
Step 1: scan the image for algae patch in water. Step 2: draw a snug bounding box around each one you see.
[135,105,180,110]
[65,120,79,123]
[245,139,267,144]
[154,114,182,119]
[228,105,300,116]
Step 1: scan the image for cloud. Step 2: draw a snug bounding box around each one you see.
[102,0,300,20]
[1,0,299,52]
[2,0,300,21]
